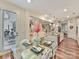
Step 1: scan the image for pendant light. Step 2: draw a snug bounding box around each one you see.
[27,0,32,3]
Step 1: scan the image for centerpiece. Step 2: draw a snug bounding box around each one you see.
[32,21,41,46]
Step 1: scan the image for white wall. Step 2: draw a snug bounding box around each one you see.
[0,10,3,50]
[76,18,79,45]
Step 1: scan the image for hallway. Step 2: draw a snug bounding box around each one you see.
[54,38,79,59]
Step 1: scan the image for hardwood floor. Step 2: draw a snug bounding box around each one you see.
[54,38,79,59]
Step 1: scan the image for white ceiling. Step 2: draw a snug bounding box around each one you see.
[6,0,79,18]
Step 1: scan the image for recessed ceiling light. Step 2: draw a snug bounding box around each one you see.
[64,9,67,12]
[67,15,70,18]
[27,0,32,3]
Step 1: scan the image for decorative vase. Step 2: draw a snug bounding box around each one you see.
[33,33,41,46]
[34,21,41,33]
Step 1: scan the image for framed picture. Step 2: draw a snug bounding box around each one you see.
[2,10,17,50]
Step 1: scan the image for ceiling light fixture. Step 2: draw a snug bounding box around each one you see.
[64,9,67,12]
[27,0,32,3]
[67,15,70,18]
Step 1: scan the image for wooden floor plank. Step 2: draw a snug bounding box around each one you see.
[53,38,79,59]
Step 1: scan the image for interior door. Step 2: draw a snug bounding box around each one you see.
[68,19,76,39]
